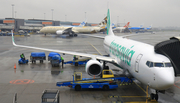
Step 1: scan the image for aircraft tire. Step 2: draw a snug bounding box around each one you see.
[155,94,158,101]
[150,93,155,100]
[75,62,78,66]
[75,85,81,91]
[74,34,77,37]
[103,85,109,91]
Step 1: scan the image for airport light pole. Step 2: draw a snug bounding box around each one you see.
[12,4,14,18]
[51,9,54,20]
[15,11,16,18]
[85,12,86,19]
[117,16,119,26]
[44,13,46,20]
[65,15,66,21]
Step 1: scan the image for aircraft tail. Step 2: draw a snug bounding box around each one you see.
[98,16,107,27]
[149,25,152,28]
[140,24,143,28]
[79,20,87,27]
[106,9,114,36]
[124,22,130,27]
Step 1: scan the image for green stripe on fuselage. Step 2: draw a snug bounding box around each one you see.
[109,40,135,66]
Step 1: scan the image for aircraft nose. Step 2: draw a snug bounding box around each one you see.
[40,28,44,33]
[157,69,175,90]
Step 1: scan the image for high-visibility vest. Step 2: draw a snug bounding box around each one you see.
[61,57,64,60]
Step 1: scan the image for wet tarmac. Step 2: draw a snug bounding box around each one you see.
[0,32,180,103]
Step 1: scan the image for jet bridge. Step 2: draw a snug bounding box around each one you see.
[155,37,180,76]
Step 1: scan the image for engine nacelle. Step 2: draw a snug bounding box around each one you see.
[85,60,103,76]
[56,30,64,34]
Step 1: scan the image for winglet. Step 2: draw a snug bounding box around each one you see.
[11,30,16,46]
[107,9,114,36]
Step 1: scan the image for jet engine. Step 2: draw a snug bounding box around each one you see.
[85,60,103,76]
[56,30,64,34]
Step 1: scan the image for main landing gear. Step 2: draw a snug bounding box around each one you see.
[150,91,158,101]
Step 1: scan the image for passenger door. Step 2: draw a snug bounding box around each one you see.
[135,54,143,73]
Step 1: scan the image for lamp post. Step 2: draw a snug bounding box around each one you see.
[15,11,17,18]
[51,9,54,20]
[12,4,14,18]
[65,15,66,21]
[117,16,119,26]
[85,12,86,19]
[44,13,46,20]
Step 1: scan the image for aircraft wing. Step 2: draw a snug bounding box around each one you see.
[81,34,105,39]
[11,31,117,63]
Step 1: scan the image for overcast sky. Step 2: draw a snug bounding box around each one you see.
[0,0,180,27]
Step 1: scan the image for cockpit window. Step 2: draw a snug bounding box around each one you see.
[165,63,172,67]
[154,63,164,67]
[146,61,150,67]
[146,61,153,67]
[149,62,153,67]
[146,61,172,68]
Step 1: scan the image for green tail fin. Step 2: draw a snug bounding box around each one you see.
[107,9,110,35]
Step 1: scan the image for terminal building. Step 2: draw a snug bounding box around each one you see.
[0,18,98,33]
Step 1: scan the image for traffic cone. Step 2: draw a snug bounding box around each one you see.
[14,63,16,69]
[93,75,95,79]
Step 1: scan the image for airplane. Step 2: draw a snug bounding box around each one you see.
[129,24,152,33]
[144,25,152,30]
[112,22,130,33]
[40,17,107,37]
[12,9,175,101]
[128,24,143,30]
[62,20,87,27]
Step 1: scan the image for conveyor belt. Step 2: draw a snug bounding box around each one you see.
[155,37,180,76]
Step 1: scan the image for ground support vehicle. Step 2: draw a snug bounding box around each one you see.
[51,55,61,67]
[48,52,61,67]
[56,70,133,91]
[48,52,61,61]
[64,56,90,66]
[41,89,59,103]
[18,58,29,64]
[30,52,46,63]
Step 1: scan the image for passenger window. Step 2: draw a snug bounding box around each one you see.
[149,62,153,67]
[165,63,172,67]
[154,63,164,67]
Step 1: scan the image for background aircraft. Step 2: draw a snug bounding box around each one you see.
[40,17,107,37]
[112,22,130,33]
[129,24,152,33]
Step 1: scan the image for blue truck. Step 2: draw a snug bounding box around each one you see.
[48,52,61,67]
[30,52,46,63]
[48,52,61,61]
[56,70,133,91]
[18,58,29,64]
[51,55,61,67]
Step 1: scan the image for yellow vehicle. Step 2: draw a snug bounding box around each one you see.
[74,70,114,82]
[74,72,82,81]
[102,70,114,78]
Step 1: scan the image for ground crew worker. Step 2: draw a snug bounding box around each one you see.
[61,56,64,68]
[20,53,25,60]
[73,55,77,60]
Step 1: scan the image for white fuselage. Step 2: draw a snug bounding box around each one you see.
[103,35,175,90]
[40,26,102,34]
[113,27,126,32]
